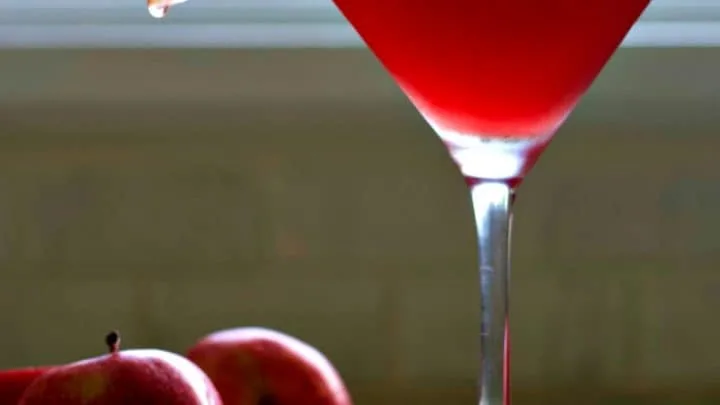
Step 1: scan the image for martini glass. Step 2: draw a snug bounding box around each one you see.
[331,1,652,404]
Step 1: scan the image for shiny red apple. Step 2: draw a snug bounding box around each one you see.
[0,366,52,404]
[187,327,352,405]
[19,331,222,405]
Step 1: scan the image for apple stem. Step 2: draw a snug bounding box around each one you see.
[105,330,121,354]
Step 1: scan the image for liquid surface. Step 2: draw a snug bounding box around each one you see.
[333,0,650,138]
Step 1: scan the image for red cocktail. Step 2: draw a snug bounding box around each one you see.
[334,0,650,184]
[332,1,652,404]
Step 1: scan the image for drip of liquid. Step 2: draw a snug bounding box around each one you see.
[147,0,188,19]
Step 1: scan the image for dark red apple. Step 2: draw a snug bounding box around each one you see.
[187,327,352,405]
[19,331,222,405]
[0,366,52,404]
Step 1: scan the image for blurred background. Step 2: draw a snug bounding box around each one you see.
[1,1,719,404]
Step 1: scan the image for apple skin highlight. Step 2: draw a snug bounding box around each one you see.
[19,331,222,405]
[188,327,353,405]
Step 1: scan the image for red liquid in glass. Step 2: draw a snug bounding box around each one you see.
[333,0,650,182]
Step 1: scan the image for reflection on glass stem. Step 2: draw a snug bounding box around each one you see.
[471,181,512,405]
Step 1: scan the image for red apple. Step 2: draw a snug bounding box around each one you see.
[19,331,222,405]
[187,327,352,405]
[0,366,52,404]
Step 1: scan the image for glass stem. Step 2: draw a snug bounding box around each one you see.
[470,181,513,405]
